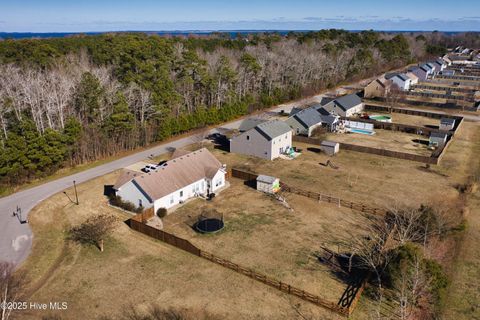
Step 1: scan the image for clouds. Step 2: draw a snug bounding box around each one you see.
[2,16,480,32]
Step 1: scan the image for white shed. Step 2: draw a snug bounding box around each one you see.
[256,175,280,194]
[429,132,448,148]
[321,140,340,156]
[439,118,455,131]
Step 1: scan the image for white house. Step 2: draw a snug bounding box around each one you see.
[113,148,227,211]
[433,59,446,72]
[406,72,419,85]
[321,93,364,117]
[230,120,292,160]
[391,73,412,91]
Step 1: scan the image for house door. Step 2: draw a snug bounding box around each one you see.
[279,147,283,154]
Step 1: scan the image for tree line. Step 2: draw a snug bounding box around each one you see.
[0,31,446,187]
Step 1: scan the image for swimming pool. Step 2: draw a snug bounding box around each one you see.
[350,128,376,135]
[369,114,392,123]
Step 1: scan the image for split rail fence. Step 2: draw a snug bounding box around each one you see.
[128,205,351,316]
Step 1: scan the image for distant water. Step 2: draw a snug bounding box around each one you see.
[0,30,469,40]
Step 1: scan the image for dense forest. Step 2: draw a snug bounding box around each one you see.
[0,30,470,188]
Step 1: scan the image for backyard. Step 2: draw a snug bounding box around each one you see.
[161,179,369,303]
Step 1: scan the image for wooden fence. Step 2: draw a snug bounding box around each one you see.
[199,251,348,316]
[405,90,473,102]
[364,104,465,128]
[279,182,388,216]
[129,218,201,256]
[231,168,259,181]
[366,97,478,111]
[412,84,478,93]
[341,116,449,137]
[293,135,440,164]
[127,212,350,316]
[436,74,480,81]
[229,168,388,216]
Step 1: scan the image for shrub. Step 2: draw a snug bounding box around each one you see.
[108,194,143,213]
[424,258,448,300]
[156,207,168,218]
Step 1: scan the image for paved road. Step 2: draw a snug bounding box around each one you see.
[0,101,299,266]
[2,84,478,267]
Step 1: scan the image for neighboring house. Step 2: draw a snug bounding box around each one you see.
[429,132,448,147]
[427,62,438,75]
[406,72,419,85]
[315,106,340,131]
[442,55,452,66]
[286,107,324,136]
[230,120,292,160]
[433,59,446,72]
[321,93,364,117]
[408,66,428,82]
[114,148,227,211]
[421,63,434,76]
[364,75,392,98]
[439,118,456,131]
[391,73,412,91]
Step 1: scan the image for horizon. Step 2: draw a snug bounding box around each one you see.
[1,0,480,33]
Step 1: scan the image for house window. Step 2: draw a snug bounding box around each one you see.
[179,190,183,197]
[138,199,143,207]
[246,135,250,140]
[285,134,287,139]
[170,194,174,204]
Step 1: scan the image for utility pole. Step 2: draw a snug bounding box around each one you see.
[73,180,79,205]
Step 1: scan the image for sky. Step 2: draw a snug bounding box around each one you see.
[1,0,480,32]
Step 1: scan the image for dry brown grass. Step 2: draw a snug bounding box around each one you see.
[162,179,368,302]
[324,129,431,156]
[15,116,480,320]
[17,173,343,320]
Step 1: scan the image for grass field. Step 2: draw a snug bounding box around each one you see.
[15,115,480,319]
[162,179,368,302]
[323,129,432,156]
[16,173,345,320]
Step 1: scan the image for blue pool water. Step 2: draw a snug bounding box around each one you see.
[350,129,375,135]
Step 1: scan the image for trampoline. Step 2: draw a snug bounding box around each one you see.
[195,218,224,234]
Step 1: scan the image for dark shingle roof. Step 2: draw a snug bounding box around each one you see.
[289,107,303,116]
[293,107,324,128]
[254,120,292,141]
[396,73,410,81]
[440,118,455,125]
[385,72,399,80]
[239,118,268,132]
[334,94,362,111]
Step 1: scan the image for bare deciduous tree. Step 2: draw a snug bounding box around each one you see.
[69,214,118,252]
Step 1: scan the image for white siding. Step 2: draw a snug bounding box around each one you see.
[323,101,364,117]
[210,170,226,192]
[230,128,292,160]
[117,181,153,209]
[153,178,206,211]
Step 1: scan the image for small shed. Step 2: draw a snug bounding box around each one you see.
[256,175,280,194]
[321,140,340,156]
[429,132,448,148]
[439,118,455,131]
